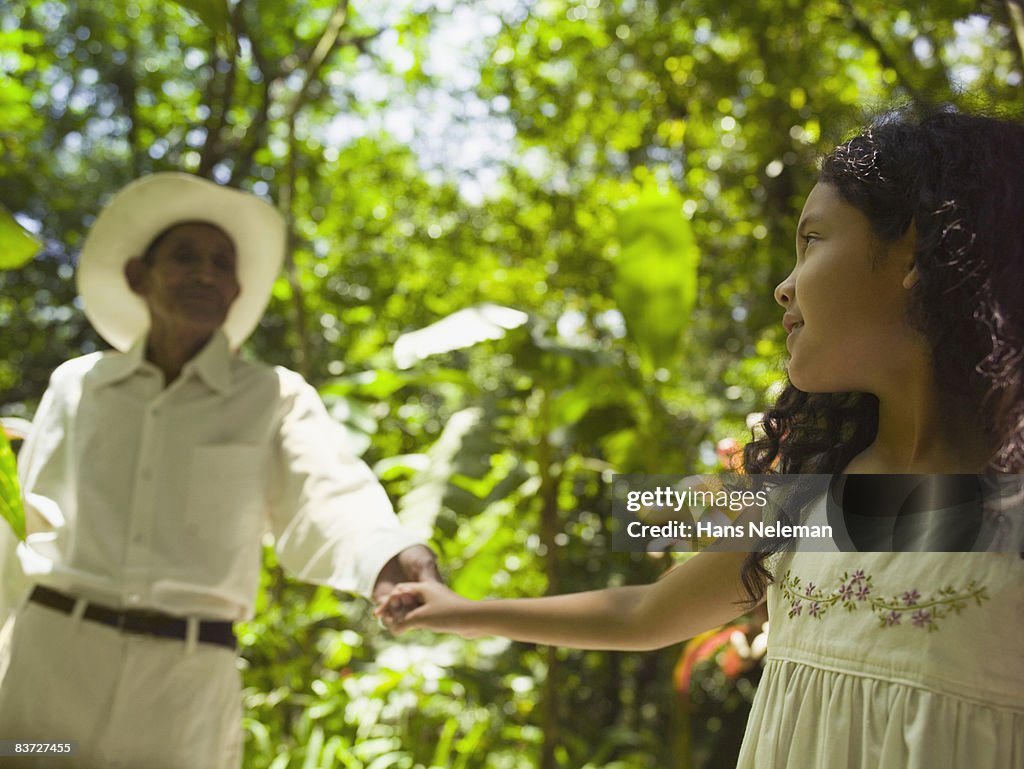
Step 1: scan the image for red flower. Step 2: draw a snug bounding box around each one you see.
[674,624,752,700]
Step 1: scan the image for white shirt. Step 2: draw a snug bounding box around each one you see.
[0,332,423,623]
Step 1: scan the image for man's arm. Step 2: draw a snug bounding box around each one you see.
[269,368,435,600]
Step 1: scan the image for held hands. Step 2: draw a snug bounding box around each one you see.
[371,545,479,636]
[373,581,479,637]
[372,544,442,626]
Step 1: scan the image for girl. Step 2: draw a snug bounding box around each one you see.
[378,109,1024,768]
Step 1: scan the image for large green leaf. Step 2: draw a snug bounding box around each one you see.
[614,188,700,370]
[0,208,40,270]
[0,430,25,540]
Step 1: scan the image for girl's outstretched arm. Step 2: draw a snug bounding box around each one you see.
[376,550,753,651]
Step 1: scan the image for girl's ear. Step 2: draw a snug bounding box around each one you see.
[902,265,921,290]
[896,220,918,289]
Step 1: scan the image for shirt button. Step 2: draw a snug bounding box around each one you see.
[126,594,141,605]
[186,523,199,536]
[132,534,144,544]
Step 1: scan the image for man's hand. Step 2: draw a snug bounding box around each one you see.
[372,545,442,627]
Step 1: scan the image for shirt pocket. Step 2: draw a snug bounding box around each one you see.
[185,444,269,545]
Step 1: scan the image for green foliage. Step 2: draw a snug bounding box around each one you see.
[168,0,230,42]
[614,187,699,371]
[0,208,39,270]
[0,431,25,540]
[1,0,1019,766]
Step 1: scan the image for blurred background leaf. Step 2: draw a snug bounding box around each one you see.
[0,208,40,270]
[0,430,26,540]
[614,187,699,371]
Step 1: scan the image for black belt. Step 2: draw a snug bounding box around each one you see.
[29,585,236,650]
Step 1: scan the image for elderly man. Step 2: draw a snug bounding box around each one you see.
[0,173,437,768]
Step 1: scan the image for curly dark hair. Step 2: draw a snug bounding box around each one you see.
[739,107,1024,603]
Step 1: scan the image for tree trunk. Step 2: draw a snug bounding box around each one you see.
[1007,0,1024,71]
[278,0,351,378]
[538,391,562,769]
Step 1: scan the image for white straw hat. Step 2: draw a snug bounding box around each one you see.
[76,173,286,351]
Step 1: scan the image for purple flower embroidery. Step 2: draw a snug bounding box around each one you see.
[781,569,989,632]
[911,610,932,628]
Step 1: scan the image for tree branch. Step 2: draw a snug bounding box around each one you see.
[537,393,561,769]
[229,3,275,185]
[1007,0,1024,71]
[838,0,929,105]
[279,0,351,377]
[338,28,386,57]
[286,0,351,125]
[230,77,272,186]
[198,3,243,179]
[98,5,142,176]
[120,36,142,177]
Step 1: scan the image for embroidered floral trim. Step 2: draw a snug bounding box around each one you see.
[779,569,989,631]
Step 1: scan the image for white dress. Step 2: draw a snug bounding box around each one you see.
[735,498,1024,768]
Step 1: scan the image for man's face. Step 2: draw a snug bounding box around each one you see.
[127,222,241,338]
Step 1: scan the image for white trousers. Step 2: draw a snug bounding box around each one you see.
[0,601,242,769]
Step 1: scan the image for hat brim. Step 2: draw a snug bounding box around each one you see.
[77,173,286,351]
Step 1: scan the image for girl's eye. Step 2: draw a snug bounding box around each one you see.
[800,233,819,248]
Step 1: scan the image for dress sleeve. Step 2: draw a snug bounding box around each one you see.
[267,368,425,599]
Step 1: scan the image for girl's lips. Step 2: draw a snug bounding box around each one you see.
[782,314,804,334]
[786,324,803,348]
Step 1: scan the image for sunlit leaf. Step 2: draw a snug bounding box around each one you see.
[0,430,25,540]
[0,208,40,270]
[392,304,529,369]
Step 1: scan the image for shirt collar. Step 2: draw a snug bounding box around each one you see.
[90,330,234,395]
[90,336,149,388]
[180,330,233,395]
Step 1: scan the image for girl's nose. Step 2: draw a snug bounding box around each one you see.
[774,273,794,307]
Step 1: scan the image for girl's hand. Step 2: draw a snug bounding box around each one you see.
[374,581,479,637]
